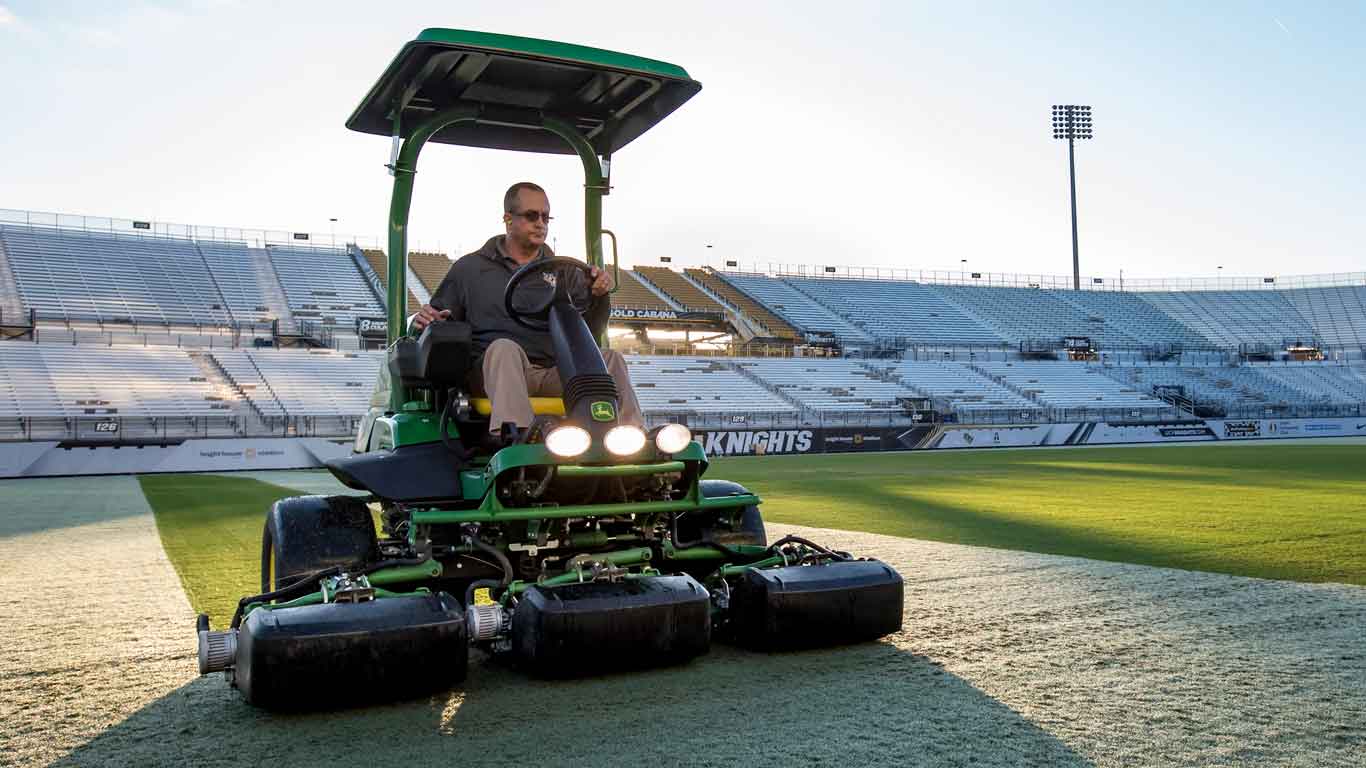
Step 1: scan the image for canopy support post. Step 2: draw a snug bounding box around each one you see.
[386,106,480,411]
[541,117,610,346]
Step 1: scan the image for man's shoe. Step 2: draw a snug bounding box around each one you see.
[480,431,508,453]
[480,427,528,453]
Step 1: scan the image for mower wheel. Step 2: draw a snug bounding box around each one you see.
[698,479,766,547]
[261,495,378,592]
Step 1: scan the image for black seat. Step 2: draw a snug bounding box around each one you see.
[388,321,473,390]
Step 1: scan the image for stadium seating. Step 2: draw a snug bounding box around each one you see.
[626,356,797,423]
[0,225,233,326]
[1281,286,1366,350]
[3,214,1366,444]
[612,271,677,312]
[731,358,913,414]
[684,269,800,339]
[1138,290,1318,348]
[976,361,1170,416]
[266,245,384,330]
[784,277,1005,346]
[0,344,233,418]
[215,349,382,417]
[720,273,874,343]
[1052,289,1215,349]
[409,250,454,294]
[1101,364,1315,414]
[879,360,1037,419]
[928,284,1152,348]
[634,267,725,312]
[361,248,421,315]
[2,337,1363,438]
[206,349,287,418]
[197,241,285,326]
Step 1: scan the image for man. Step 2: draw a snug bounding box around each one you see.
[412,182,644,442]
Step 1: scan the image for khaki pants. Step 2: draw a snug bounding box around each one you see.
[471,338,643,433]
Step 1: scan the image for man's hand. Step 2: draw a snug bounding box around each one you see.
[589,266,614,297]
[412,303,451,332]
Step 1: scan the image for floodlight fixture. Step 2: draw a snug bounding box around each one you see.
[1051,104,1094,290]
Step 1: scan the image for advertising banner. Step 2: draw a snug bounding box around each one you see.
[0,437,351,478]
[356,317,388,337]
[4,418,1361,477]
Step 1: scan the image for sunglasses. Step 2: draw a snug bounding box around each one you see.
[510,209,553,224]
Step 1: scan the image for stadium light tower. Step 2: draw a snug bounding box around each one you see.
[1052,105,1092,290]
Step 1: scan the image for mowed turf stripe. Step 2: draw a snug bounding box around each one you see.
[140,474,311,628]
[710,443,1366,585]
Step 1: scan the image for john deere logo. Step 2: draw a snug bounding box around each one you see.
[590,401,616,421]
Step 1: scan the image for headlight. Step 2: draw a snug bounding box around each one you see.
[655,423,693,454]
[604,425,647,456]
[545,425,591,457]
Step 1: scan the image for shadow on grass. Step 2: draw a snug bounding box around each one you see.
[53,641,1091,768]
[0,476,154,539]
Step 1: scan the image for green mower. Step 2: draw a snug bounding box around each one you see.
[194,29,904,709]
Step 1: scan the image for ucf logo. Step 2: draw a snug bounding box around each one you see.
[541,272,557,287]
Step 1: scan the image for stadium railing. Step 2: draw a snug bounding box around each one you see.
[721,262,1366,293]
[0,413,364,444]
[0,207,445,254]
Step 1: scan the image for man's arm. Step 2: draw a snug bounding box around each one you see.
[412,265,467,332]
[586,265,612,340]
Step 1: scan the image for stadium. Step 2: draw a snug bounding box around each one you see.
[3,6,1365,768]
[2,208,1363,469]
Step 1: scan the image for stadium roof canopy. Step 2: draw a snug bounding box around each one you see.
[346,28,702,156]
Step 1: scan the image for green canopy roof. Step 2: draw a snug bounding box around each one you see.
[346,29,702,156]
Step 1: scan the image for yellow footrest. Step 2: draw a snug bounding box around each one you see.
[470,397,565,417]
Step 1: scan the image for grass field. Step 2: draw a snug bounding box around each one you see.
[141,443,1366,627]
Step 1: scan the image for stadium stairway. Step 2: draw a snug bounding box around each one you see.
[685,269,801,341]
[966,362,1042,406]
[408,251,453,295]
[725,359,812,417]
[186,352,253,433]
[626,269,682,309]
[611,270,679,312]
[248,248,297,335]
[0,233,26,326]
[677,271,765,341]
[634,267,726,313]
[720,272,875,345]
[360,248,420,316]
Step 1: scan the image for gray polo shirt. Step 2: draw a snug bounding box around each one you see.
[428,236,607,365]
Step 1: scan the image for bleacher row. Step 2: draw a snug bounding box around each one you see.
[0,225,385,332]
[717,272,1366,351]
[6,222,1362,354]
[4,345,1364,435]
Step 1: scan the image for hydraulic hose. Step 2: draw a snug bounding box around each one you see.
[235,557,432,628]
[466,534,514,588]
[669,512,747,559]
[766,535,851,561]
[231,565,345,628]
[439,393,460,455]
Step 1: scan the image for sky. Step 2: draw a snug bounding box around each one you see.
[0,0,1362,282]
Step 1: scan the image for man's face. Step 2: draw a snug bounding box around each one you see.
[503,189,550,252]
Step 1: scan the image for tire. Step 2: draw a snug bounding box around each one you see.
[697,479,766,547]
[261,495,378,593]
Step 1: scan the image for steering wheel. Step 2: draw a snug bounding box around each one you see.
[503,256,595,330]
